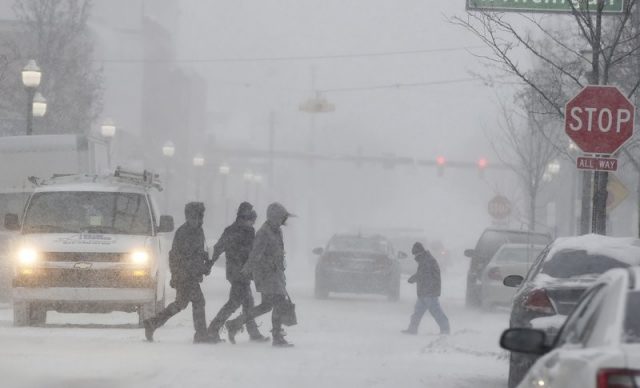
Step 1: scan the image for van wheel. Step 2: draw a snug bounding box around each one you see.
[13,302,31,327]
[30,306,47,325]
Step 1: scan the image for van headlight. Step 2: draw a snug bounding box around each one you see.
[17,247,39,266]
[130,250,150,265]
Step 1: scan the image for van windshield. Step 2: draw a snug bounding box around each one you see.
[23,191,152,235]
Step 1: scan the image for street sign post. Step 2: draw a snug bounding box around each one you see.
[488,195,512,220]
[565,86,635,155]
[466,0,625,14]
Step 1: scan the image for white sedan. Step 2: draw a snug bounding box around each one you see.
[500,266,640,388]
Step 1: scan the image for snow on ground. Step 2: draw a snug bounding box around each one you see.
[0,261,509,388]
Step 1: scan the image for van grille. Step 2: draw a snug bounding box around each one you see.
[44,252,126,263]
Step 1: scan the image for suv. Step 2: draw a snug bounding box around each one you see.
[313,234,405,301]
[4,169,173,326]
[464,228,551,308]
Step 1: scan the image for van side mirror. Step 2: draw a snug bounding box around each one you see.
[464,249,475,258]
[503,275,524,288]
[312,247,324,255]
[4,213,20,231]
[158,215,174,233]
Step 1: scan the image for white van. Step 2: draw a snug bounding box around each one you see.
[4,168,173,326]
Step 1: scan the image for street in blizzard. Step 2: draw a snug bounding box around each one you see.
[1,1,640,388]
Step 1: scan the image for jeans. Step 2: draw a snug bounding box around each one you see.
[150,281,207,336]
[232,293,287,332]
[208,280,261,336]
[409,296,450,333]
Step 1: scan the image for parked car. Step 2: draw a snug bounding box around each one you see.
[464,228,552,307]
[479,243,546,310]
[503,234,640,388]
[501,266,640,388]
[313,234,406,301]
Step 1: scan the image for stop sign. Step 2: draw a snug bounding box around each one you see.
[488,195,512,220]
[565,86,635,154]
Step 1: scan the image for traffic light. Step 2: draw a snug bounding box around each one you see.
[477,157,488,177]
[436,156,446,177]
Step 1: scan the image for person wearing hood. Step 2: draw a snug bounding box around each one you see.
[225,202,295,347]
[205,202,268,343]
[143,202,216,343]
[402,242,450,335]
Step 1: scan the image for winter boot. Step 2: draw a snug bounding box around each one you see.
[143,319,156,342]
[225,318,244,345]
[249,333,270,343]
[193,332,223,344]
[401,328,418,335]
[271,328,293,348]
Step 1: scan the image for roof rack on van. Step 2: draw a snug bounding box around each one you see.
[113,166,163,191]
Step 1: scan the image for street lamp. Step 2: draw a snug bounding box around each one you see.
[547,160,561,175]
[162,141,175,211]
[101,119,116,169]
[22,60,42,135]
[219,163,231,224]
[193,154,204,200]
[32,92,47,117]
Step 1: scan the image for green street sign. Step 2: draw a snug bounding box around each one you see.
[466,0,625,13]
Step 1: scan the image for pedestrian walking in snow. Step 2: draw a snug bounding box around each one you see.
[402,242,450,335]
[206,202,269,343]
[225,202,296,347]
[143,202,216,343]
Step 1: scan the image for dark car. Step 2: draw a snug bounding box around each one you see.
[503,234,640,388]
[464,228,552,308]
[313,234,405,301]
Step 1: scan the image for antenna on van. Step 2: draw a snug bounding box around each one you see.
[114,166,163,191]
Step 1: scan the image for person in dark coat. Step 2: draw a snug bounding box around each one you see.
[206,202,268,343]
[225,202,295,347]
[402,242,450,335]
[143,202,215,343]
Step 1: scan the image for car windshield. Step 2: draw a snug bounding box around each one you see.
[328,236,389,254]
[22,191,152,235]
[476,230,550,259]
[541,249,629,279]
[493,246,544,264]
[624,291,640,344]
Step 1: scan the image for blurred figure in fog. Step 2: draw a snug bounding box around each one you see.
[143,202,216,343]
[205,202,268,343]
[225,202,296,347]
[402,242,450,335]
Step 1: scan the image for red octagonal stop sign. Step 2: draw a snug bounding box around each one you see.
[565,86,635,154]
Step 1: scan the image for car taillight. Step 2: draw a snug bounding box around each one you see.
[487,267,502,281]
[597,368,640,388]
[524,289,555,315]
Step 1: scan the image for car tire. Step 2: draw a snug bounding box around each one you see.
[13,301,31,327]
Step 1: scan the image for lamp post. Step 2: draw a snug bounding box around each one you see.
[22,60,42,135]
[162,141,175,211]
[193,154,205,200]
[219,163,230,224]
[101,119,116,169]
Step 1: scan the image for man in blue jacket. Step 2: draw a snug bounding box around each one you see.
[403,242,450,335]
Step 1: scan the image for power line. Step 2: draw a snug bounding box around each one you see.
[96,45,487,64]
[320,78,481,93]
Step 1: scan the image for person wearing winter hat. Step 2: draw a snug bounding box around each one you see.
[205,202,268,343]
[225,202,296,347]
[402,242,450,335]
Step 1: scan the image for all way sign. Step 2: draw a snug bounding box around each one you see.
[577,156,618,172]
[466,0,625,13]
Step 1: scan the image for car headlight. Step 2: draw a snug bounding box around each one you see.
[130,250,150,265]
[17,247,39,266]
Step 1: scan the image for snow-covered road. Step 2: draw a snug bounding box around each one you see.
[0,263,509,388]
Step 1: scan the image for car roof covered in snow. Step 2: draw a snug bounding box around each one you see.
[32,178,149,195]
[547,234,640,266]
